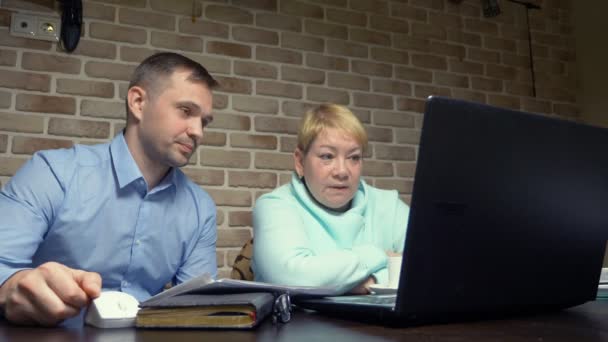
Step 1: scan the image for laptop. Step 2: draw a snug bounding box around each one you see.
[296,96,608,325]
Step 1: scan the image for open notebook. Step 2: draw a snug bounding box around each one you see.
[296,96,608,326]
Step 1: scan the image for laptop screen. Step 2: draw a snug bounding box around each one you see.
[397,96,607,318]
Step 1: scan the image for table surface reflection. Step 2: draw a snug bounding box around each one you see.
[1,300,607,342]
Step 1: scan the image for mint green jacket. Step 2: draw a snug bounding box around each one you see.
[252,173,409,293]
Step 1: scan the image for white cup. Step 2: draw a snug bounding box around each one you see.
[387,256,402,288]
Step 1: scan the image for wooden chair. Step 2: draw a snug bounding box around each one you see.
[230,238,254,281]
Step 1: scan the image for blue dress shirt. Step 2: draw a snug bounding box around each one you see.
[0,134,217,302]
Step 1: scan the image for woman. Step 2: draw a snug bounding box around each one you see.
[252,104,409,294]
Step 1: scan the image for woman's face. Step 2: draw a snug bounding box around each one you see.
[295,128,363,211]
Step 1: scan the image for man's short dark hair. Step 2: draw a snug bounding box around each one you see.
[125,52,219,121]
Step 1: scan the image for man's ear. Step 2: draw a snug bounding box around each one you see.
[294,148,305,178]
[127,86,146,122]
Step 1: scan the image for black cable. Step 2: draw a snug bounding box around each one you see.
[60,0,82,52]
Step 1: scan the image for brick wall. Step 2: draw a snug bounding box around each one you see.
[0,0,577,278]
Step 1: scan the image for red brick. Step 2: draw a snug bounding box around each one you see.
[119,7,174,30]
[365,126,393,143]
[372,79,412,96]
[487,94,521,111]
[395,66,432,83]
[282,101,316,117]
[207,41,251,58]
[151,32,203,52]
[393,34,429,53]
[0,49,17,66]
[371,47,408,65]
[257,46,302,65]
[306,53,348,71]
[233,26,278,45]
[214,76,252,95]
[394,128,421,145]
[48,118,111,138]
[201,131,227,147]
[307,86,349,104]
[201,149,251,168]
[280,136,298,153]
[362,160,393,177]
[467,48,500,64]
[0,156,28,176]
[354,92,393,109]
[471,77,503,92]
[254,152,293,170]
[209,189,252,207]
[281,0,323,18]
[281,66,325,84]
[232,0,277,11]
[429,42,465,58]
[228,210,254,227]
[149,0,191,14]
[233,96,278,114]
[282,32,324,52]
[257,81,302,99]
[56,79,114,98]
[256,13,302,32]
[374,111,415,128]
[369,15,408,34]
[396,97,426,114]
[22,52,80,74]
[254,116,300,134]
[328,73,369,91]
[205,5,253,24]
[304,19,347,39]
[0,91,10,108]
[11,136,73,155]
[447,30,482,47]
[351,60,392,78]
[212,113,251,131]
[0,112,44,133]
[414,85,451,99]
[327,40,368,58]
[85,61,135,81]
[81,100,124,119]
[229,170,277,188]
[83,2,115,21]
[411,54,447,70]
[217,228,252,247]
[16,94,75,115]
[184,53,231,75]
[435,72,469,88]
[449,59,484,75]
[412,23,446,40]
[71,39,117,59]
[181,167,225,186]
[0,134,6,153]
[90,22,147,44]
[484,36,517,52]
[326,8,366,26]
[350,0,389,16]
[451,89,487,104]
[179,18,229,39]
[350,28,391,46]
[391,3,427,21]
[231,133,278,150]
[464,18,498,35]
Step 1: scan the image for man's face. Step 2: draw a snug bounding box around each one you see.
[295,128,363,211]
[137,70,213,169]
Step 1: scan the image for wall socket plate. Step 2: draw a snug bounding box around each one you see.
[10,12,60,42]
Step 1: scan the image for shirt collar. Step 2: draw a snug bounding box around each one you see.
[110,133,178,191]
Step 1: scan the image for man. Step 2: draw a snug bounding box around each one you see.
[0,52,219,326]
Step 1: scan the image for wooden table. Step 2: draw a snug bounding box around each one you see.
[1,300,607,341]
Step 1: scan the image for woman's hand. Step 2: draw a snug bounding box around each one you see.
[386,251,401,257]
[348,276,376,295]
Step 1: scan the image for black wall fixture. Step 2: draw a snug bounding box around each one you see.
[481,0,542,97]
[60,0,82,52]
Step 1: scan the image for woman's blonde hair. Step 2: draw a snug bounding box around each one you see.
[297,103,368,154]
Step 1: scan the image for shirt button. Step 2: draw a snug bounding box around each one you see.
[122,281,129,287]
[135,239,141,245]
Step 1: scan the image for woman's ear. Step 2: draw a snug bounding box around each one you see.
[294,148,305,178]
[127,86,146,122]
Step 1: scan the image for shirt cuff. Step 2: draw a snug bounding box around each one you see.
[351,245,387,276]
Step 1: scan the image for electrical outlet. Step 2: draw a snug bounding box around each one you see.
[10,12,60,42]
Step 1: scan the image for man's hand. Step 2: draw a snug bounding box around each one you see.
[0,261,101,326]
[348,276,376,295]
